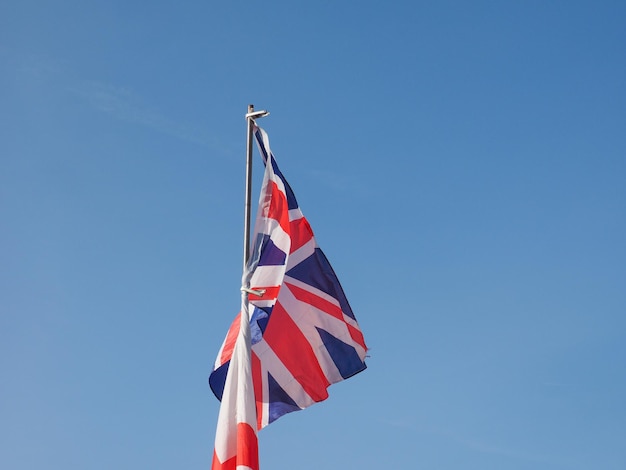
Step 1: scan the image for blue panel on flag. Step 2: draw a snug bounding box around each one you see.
[250,306,272,345]
[316,327,367,379]
[254,128,272,166]
[254,130,299,210]
[267,372,300,424]
[257,234,287,266]
[209,361,229,401]
[286,248,355,320]
[269,157,299,210]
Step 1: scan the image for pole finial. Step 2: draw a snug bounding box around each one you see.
[245,109,270,120]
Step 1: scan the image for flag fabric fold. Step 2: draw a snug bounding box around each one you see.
[210,123,367,466]
[211,296,258,470]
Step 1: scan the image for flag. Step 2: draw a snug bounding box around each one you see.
[210,124,368,437]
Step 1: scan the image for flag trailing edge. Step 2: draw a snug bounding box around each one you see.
[210,121,368,467]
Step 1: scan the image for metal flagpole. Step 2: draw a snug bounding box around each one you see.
[242,105,269,291]
[243,104,255,272]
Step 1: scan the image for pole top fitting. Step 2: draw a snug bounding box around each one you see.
[246,110,270,120]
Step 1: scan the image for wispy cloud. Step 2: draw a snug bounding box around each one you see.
[70,80,219,149]
[1,45,66,79]
[1,45,227,152]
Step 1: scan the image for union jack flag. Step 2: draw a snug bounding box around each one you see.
[210,124,368,434]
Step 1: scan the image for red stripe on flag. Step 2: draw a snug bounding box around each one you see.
[347,323,367,350]
[219,313,241,364]
[236,423,259,470]
[286,281,367,350]
[249,285,281,302]
[211,423,258,470]
[289,217,314,253]
[266,181,290,236]
[285,282,344,322]
[212,450,234,470]
[263,301,330,402]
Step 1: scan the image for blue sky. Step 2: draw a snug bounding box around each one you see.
[1,1,625,469]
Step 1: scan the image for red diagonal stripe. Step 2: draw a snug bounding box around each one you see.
[289,217,314,253]
[285,282,343,322]
[286,281,367,350]
[347,323,367,350]
[263,301,330,402]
